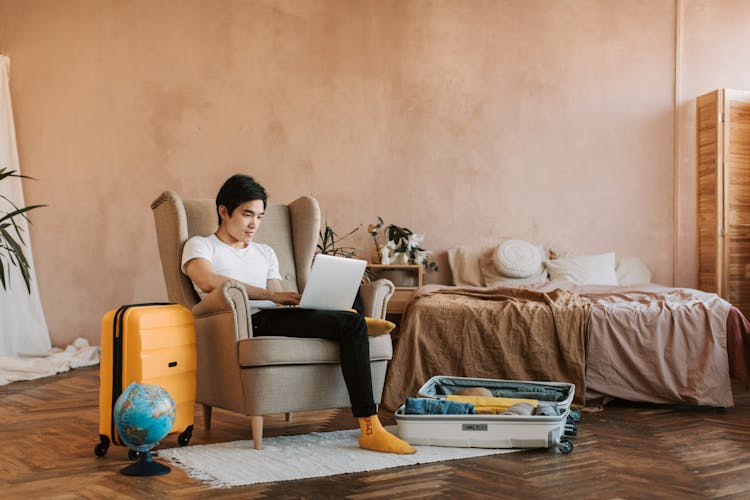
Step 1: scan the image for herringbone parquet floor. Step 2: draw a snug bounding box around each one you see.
[2,365,750,499]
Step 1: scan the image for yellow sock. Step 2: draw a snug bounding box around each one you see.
[358,415,416,454]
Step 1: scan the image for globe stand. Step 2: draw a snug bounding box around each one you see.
[120,449,170,477]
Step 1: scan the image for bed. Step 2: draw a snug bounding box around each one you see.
[381,242,750,411]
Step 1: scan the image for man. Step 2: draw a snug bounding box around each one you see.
[181,174,415,455]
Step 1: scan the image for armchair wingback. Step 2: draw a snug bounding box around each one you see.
[151,190,395,449]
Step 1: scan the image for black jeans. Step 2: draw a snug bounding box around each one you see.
[251,307,376,417]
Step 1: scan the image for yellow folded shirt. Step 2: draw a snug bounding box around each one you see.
[446,395,539,414]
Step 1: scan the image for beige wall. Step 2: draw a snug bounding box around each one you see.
[675,0,750,287]
[0,0,747,347]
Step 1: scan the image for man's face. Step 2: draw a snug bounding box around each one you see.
[219,199,265,247]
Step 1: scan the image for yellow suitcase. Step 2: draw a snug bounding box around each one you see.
[94,303,197,458]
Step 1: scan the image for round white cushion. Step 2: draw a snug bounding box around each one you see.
[493,239,543,278]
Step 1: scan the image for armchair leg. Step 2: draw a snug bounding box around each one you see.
[202,404,213,430]
[286,412,293,422]
[251,415,264,450]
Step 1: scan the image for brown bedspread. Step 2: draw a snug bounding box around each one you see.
[382,281,740,411]
[381,285,590,411]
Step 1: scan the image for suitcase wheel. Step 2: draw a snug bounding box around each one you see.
[568,410,582,423]
[94,435,110,457]
[128,449,144,461]
[178,425,194,447]
[557,438,573,455]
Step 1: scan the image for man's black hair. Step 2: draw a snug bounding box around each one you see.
[215,174,268,225]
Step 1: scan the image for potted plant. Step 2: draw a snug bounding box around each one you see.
[0,167,45,292]
[368,217,437,271]
[317,219,360,259]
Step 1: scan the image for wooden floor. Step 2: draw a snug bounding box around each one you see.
[3,366,750,499]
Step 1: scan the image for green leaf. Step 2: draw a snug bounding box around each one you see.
[317,220,360,259]
[0,168,36,182]
[0,224,32,292]
[0,169,43,292]
[0,204,46,224]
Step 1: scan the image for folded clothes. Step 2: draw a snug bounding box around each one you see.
[500,402,535,416]
[446,395,538,414]
[534,405,559,416]
[404,397,476,415]
[494,389,565,401]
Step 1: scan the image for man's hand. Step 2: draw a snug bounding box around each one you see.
[272,291,301,305]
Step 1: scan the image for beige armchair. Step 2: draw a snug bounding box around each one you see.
[151,190,395,449]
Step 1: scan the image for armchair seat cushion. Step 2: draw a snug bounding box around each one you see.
[238,334,393,368]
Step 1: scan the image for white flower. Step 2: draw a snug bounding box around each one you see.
[415,249,432,265]
[393,252,409,264]
[408,233,425,249]
[380,243,394,264]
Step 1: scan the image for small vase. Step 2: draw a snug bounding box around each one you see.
[393,253,409,265]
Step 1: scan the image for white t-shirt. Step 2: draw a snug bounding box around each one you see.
[181,234,282,300]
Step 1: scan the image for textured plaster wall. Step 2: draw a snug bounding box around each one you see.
[0,0,746,347]
[675,0,750,287]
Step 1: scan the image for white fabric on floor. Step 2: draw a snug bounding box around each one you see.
[0,338,100,386]
[0,54,51,358]
[157,426,519,488]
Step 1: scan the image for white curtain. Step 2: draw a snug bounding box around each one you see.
[0,55,51,357]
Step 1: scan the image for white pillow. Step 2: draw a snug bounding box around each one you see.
[545,252,618,286]
[447,245,495,286]
[616,256,652,285]
[493,239,544,278]
[481,252,549,287]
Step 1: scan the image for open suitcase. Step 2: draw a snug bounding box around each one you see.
[395,375,578,454]
[94,303,197,458]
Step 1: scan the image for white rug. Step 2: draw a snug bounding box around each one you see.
[156,426,519,488]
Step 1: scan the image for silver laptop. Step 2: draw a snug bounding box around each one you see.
[250,254,366,311]
[298,254,366,310]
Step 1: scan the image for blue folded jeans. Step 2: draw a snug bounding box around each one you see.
[404,397,475,415]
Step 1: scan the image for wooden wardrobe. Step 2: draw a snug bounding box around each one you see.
[696,88,750,318]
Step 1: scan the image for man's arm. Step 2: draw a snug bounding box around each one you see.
[266,279,284,293]
[184,257,300,305]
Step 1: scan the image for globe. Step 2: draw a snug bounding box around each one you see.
[113,382,176,476]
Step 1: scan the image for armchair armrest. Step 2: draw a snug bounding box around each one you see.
[191,279,254,412]
[192,279,254,340]
[359,278,395,319]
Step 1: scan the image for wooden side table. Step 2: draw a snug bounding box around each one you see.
[366,264,423,315]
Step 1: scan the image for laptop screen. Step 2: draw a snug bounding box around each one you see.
[298,254,367,311]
